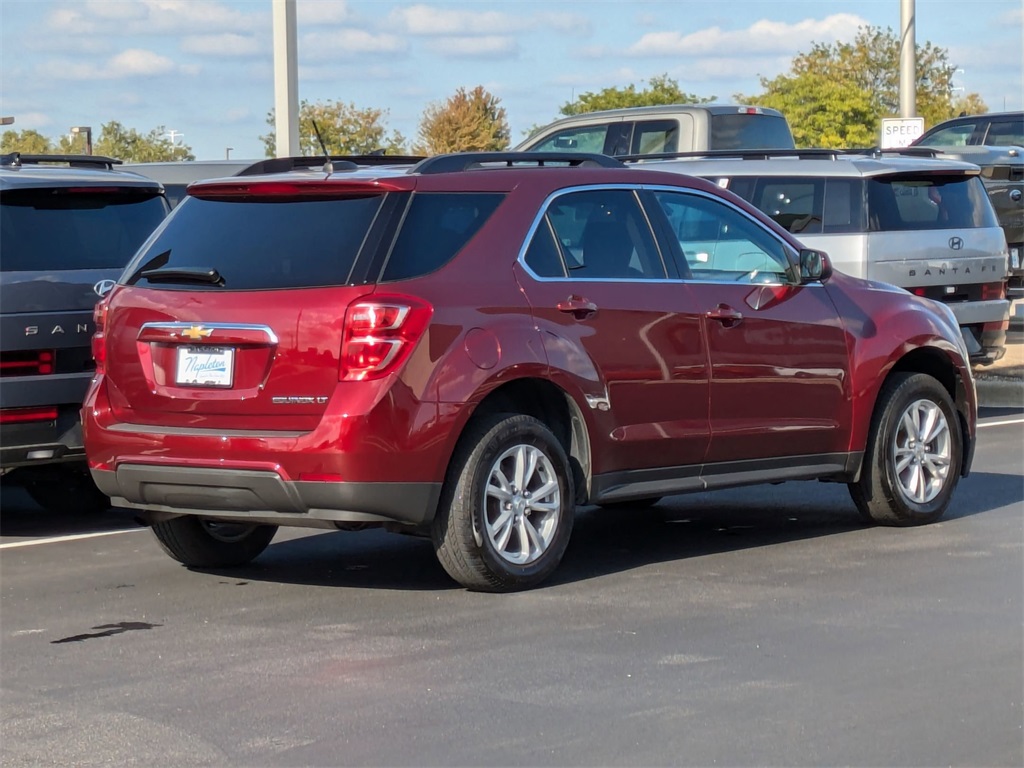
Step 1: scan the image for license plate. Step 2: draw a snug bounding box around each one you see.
[1011,247,1020,270]
[176,346,234,387]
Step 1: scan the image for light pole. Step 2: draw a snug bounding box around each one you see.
[225,147,233,160]
[70,126,93,155]
[1,116,14,126]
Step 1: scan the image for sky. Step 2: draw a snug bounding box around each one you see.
[1,0,1021,161]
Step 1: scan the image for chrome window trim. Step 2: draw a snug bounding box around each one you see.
[139,321,280,344]
[516,183,803,286]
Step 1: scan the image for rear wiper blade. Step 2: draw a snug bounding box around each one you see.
[139,266,224,286]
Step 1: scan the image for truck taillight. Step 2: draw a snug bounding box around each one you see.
[339,296,432,381]
[91,298,109,372]
[0,350,54,377]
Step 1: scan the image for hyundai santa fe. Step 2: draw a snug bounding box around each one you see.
[83,152,978,592]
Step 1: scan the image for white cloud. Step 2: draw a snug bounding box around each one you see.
[301,29,408,60]
[37,48,195,81]
[425,36,519,59]
[625,13,868,57]
[47,0,263,37]
[181,33,263,57]
[389,4,586,36]
[297,0,351,25]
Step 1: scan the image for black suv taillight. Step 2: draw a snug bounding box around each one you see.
[0,349,55,377]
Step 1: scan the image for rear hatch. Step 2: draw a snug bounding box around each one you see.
[101,180,408,431]
[862,171,1008,289]
[0,185,167,398]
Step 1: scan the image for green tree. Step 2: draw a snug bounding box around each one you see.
[261,100,406,157]
[92,121,195,161]
[741,25,988,147]
[1,129,53,154]
[559,74,714,117]
[414,85,509,155]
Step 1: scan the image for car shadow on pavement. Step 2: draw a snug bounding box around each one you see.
[0,482,139,538]
[192,472,1020,592]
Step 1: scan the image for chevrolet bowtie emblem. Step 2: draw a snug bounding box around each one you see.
[181,325,213,340]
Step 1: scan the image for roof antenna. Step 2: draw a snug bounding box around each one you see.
[310,119,332,174]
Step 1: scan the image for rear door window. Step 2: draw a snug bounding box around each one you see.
[984,118,1024,146]
[125,194,383,290]
[530,125,609,154]
[542,189,666,280]
[631,120,680,155]
[1,189,167,272]
[720,176,864,235]
[868,176,999,231]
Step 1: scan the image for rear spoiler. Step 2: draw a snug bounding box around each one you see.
[239,155,426,176]
[1,152,122,170]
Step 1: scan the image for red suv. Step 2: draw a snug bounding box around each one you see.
[83,152,977,592]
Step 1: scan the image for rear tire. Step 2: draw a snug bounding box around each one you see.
[20,466,110,514]
[849,372,962,526]
[151,516,277,567]
[432,413,575,592]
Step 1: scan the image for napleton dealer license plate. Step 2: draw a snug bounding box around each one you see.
[176,345,235,387]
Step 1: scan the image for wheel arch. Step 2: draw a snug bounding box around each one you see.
[854,345,974,481]
[446,377,593,505]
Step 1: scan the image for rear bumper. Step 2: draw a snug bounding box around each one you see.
[0,407,86,470]
[92,464,442,529]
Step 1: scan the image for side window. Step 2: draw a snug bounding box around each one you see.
[921,122,977,146]
[530,125,608,154]
[544,189,666,280]
[382,193,504,282]
[631,120,679,155]
[752,178,824,234]
[652,190,794,283]
[985,119,1024,146]
[523,219,566,277]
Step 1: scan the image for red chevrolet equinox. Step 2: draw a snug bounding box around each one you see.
[83,152,977,592]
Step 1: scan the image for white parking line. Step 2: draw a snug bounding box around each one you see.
[0,527,147,550]
[978,417,1024,429]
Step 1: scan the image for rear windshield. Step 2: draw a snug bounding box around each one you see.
[124,195,384,290]
[709,114,795,150]
[867,176,998,231]
[0,188,167,272]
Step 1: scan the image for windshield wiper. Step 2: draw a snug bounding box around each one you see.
[139,266,224,286]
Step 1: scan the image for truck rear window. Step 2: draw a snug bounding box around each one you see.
[709,114,795,150]
[124,195,384,290]
[0,189,167,272]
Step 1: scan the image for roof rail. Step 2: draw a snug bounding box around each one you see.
[0,153,123,170]
[621,148,845,163]
[843,146,942,159]
[412,152,623,175]
[238,154,426,177]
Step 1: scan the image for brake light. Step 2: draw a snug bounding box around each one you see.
[91,298,109,372]
[340,296,432,381]
[0,350,54,377]
[981,281,1006,301]
[189,180,403,199]
[910,287,928,297]
[0,406,58,424]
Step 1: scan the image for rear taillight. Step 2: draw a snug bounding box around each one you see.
[0,350,54,377]
[981,281,1007,301]
[91,298,109,372]
[340,296,432,381]
[0,406,58,425]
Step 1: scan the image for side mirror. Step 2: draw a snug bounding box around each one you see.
[799,248,832,284]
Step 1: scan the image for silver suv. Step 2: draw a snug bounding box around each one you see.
[516,105,795,157]
[629,148,1010,364]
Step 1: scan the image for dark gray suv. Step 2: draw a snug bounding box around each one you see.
[0,153,168,512]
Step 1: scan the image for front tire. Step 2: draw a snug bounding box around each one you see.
[151,517,277,567]
[850,372,962,526]
[432,413,575,592]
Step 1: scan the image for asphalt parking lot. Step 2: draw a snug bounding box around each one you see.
[1,405,1021,767]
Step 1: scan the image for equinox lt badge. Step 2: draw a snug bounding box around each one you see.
[272,396,329,405]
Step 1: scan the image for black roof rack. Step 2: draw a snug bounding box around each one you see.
[412,152,623,175]
[1,152,123,170]
[621,148,846,163]
[238,154,426,177]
